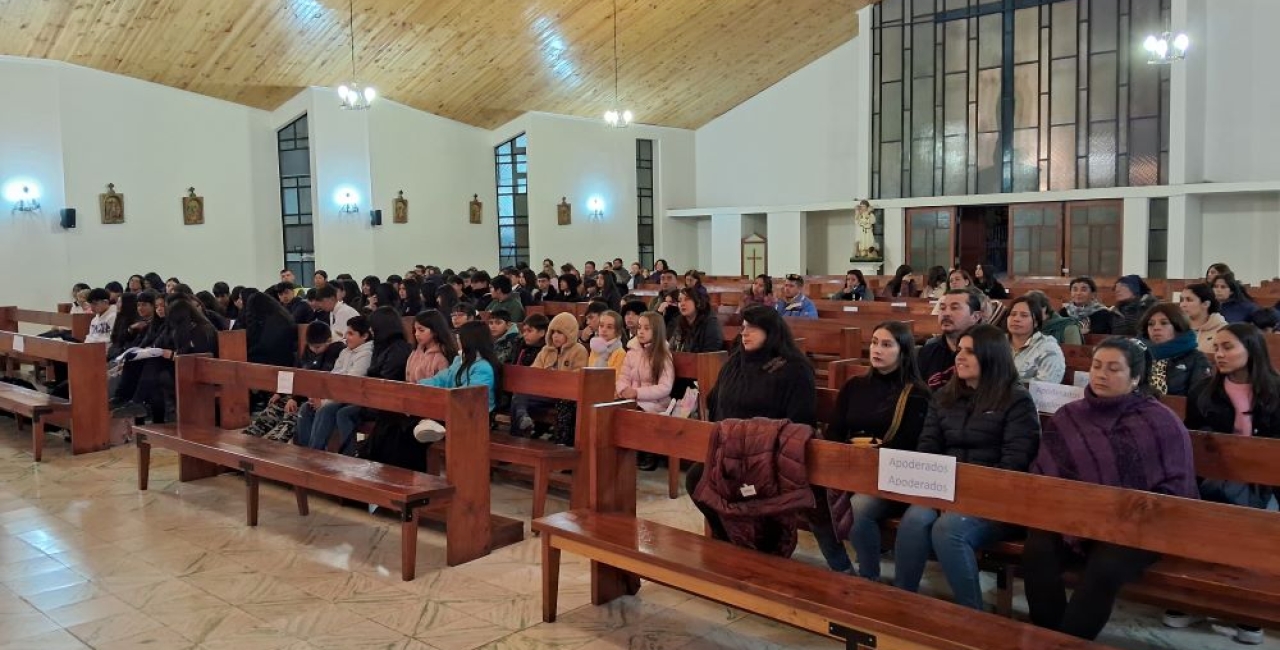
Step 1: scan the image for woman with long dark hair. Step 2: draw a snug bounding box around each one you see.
[831,269,870,301]
[815,321,931,576]
[893,324,1040,610]
[881,264,918,299]
[973,264,1008,299]
[418,321,501,421]
[1212,272,1259,324]
[596,271,623,311]
[1024,339,1196,640]
[1180,282,1227,354]
[739,274,776,312]
[337,279,365,313]
[1205,263,1232,284]
[686,306,816,539]
[923,266,948,300]
[399,278,424,316]
[111,297,218,423]
[670,288,724,354]
[557,274,583,302]
[1004,295,1065,385]
[648,259,670,284]
[406,309,457,384]
[107,293,142,359]
[361,275,381,301]
[242,291,298,368]
[370,282,399,312]
[126,274,145,293]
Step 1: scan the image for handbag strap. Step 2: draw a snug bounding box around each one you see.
[879,386,913,445]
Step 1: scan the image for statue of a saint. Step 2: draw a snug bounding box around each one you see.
[852,199,880,261]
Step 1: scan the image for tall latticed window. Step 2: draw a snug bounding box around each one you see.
[636,139,655,269]
[277,114,314,281]
[495,134,529,268]
[871,0,1171,199]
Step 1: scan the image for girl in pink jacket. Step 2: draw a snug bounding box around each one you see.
[616,312,675,413]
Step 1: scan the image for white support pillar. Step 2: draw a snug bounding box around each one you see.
[766,211,808,276]
[1169,0,1209,185]
[1166,195,1203,281]
[709,213,745,276]
[1121,197,1150,276]
[882,207,906,274]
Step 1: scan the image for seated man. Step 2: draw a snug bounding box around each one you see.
[775,274,817,319]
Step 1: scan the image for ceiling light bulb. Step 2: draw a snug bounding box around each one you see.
[604,110,618,125]
[363,86,376,103]
[339,85,351,100]
[1155,39,1168,58]
[1143,35,1158,53]
[622,110,633,124]
[1173,33,1190,53]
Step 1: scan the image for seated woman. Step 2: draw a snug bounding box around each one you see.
[1023,338,1197,640]
[1059,276,1113,335]
[880,264,918,299]
[948,268,973,291]
[739,274,777,312]
[922,266,948,301]
[830,270,870,302]
[686,306,816,540]
[894,324,1040,610]
[670,288,724,354]
[242,291,297,369]
[813,321,930,576]
[1179,283,1227,355]
[973,264,1008,299]
[683,269,711,302]
[107,293,143,360]
[1005,296,1066,385]
[414,321,501,442]
[1025,291,1082,346]
[1139,303,1211,397]
[1212,272,1259,324]
[111,298,219,423]
[1110,275,1158,336]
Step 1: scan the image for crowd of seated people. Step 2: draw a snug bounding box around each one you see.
[32,257,1280,644]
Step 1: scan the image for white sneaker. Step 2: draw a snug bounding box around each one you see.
[1162,610,1197,628]
[413,419,446,443]
[1210,622,1265,645]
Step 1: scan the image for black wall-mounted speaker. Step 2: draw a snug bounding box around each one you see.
[370,209,382,227]
[59,208,77,229]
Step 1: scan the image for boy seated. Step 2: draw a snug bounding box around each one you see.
[245,321,345,442]
[578,300,609,345]
[512,314,548,366]
[293,316,374,448]
[487,309,521,364]
[451,301,478,331]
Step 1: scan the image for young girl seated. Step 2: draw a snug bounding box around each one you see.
[588,310,627,371]
[407,310,457,383]
[616,312,674,413]
[414,321,501,443]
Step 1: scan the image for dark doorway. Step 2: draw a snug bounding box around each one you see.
[957,205,1008,274]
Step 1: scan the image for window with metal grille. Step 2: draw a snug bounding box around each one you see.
[277,114,314,282]
[495,133,529,268]
[636,139,655,269]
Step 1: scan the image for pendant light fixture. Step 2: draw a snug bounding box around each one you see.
[1143,30,1190,65]
[602,0,633,128]
[337,0,376,110]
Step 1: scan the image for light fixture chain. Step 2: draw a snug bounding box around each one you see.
[349,0,357,79]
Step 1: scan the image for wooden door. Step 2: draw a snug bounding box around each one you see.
[1065,200,1123,278]
[906,207,956,271]
[1008,203,1065,278]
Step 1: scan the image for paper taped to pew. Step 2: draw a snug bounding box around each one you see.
[842,306,859,312]
[878,449,956,502]
[891,302,908,308]
[11,336,22,353]
[276,371,294,395]
[1030,380,1084,414]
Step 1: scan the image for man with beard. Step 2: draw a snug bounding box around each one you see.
[917,288,984,390]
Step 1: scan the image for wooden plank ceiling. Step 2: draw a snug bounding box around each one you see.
[0,0,871,129]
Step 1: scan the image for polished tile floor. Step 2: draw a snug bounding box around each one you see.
[0,418,1274,650]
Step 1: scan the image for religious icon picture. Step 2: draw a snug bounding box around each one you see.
[851,199,884,262]
[182,187,205,225]
[469,194,482,224]
[557,197,572,226]
[100,183,125,224]
[392,190,408,224]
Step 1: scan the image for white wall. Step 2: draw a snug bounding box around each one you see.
[368,100,495,275]
[1202,0,1280,183]
[0,56,280,311]
[805,210,856,275]
[1200,193,1280,284]
[488,112,696,272]
[694,38,867,208]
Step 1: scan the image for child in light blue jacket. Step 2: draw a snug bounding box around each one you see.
[417,321,500,439]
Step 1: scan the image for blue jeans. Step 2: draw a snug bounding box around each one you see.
[295,401,363,454]
[894,505,1001,610]
[849,495,906,580]
[1200,479,1272,510]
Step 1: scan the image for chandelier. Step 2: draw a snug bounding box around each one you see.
[337,0,376,109]
[1143,31,1189,65]
[602,0,632,127]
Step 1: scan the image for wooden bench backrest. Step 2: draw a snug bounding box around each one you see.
[177,355,492,564]
[672,351,727,417]
[784,321,863,358]
[588,402,1280,577]
[0,306,93,341]
[0,330,109,453]
[541,301,587,319]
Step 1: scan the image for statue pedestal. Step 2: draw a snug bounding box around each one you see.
[848,260,884,276]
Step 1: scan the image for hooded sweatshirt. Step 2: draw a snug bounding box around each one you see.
[532,312,588,370]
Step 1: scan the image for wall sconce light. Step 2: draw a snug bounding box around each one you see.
[335,188,360,215]
[587,196,605,221]
[4,181,42,213]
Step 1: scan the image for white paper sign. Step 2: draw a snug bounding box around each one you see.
[1030,380,1084,414]
[891,302,908,308]
[843,305,859,313]
[276,371,295,395]
[12,335,24,353]
[878,449,957,502]
[1073,371,1090,388]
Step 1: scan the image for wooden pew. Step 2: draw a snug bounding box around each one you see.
[0,382,70,461]
[428,365,616,521]
[665,351,727,498]
[0,306,93,342]
[535,403,1127,650]
[541,301,587,320]
[784,321,863,377]
[0,331,109,456]
[548,401,1280,643]
[134,355,500,572]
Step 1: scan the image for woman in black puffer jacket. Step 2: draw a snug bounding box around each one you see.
[891,324,1040,611]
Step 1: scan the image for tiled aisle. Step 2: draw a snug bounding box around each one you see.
[0,419,1273,650]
